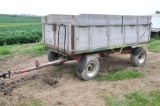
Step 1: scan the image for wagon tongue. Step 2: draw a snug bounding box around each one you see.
[0,59,68,79]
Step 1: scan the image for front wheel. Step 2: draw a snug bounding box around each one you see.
[130,47,147,66]
[48,50,59,62]
[76,56,100,81]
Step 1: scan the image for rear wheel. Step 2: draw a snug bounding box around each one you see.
[130,47,147,66]
[76,55,100,81]
[99,53,109,57]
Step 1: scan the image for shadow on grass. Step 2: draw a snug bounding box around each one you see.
[46,61,78,79]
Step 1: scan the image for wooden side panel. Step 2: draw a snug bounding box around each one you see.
[44,24,54,44]
[75,27,89,50]
[125,26,137,44]
[42,14,151,55]
[91,27,108,49]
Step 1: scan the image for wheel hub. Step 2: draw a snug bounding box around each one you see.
[138,52,146,63]
[86,62,97,77]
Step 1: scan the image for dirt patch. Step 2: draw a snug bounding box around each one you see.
[0,81,16,96]
[43,78,58,86]
[0,71,61,97]
[0,74,39,96]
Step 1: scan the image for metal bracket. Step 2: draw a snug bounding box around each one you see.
[0,71,11,79]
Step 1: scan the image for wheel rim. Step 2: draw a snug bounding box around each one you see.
[138,51,146,63]
[86,62,97,77]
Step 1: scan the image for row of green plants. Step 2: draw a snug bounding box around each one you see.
[0,25,42,45]
[0,33,41,45]
[0,22,40,27]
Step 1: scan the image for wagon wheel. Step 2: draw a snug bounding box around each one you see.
[99,53,109,57]
[76,55,100,80]
[48,50,59,62]
[48,50,63,65]
[130,47,147,66]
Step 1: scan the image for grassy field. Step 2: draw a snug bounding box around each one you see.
[0,42,47,56]
[104,89,160,106]
[0,14,41,45]
[149,36,160,52]
[96,68,145,81]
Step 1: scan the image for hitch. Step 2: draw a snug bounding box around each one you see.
[0,71,11,79]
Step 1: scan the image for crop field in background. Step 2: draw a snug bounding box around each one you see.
[0,14,42,45]
[0,14,40,23]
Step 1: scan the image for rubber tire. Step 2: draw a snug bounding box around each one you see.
[76,55,100,81]
[48,50,59,62]
[130,47,147,66]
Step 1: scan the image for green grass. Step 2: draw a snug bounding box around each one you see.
[149,36,160,52]
[104,95,126,106]
[96,68,144,81]
[17,97,42,106]
[26,97,42,106]
[104,90,160,106]
[0,42,47,56]
[23,43,47,56]
[0,45,11,55]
